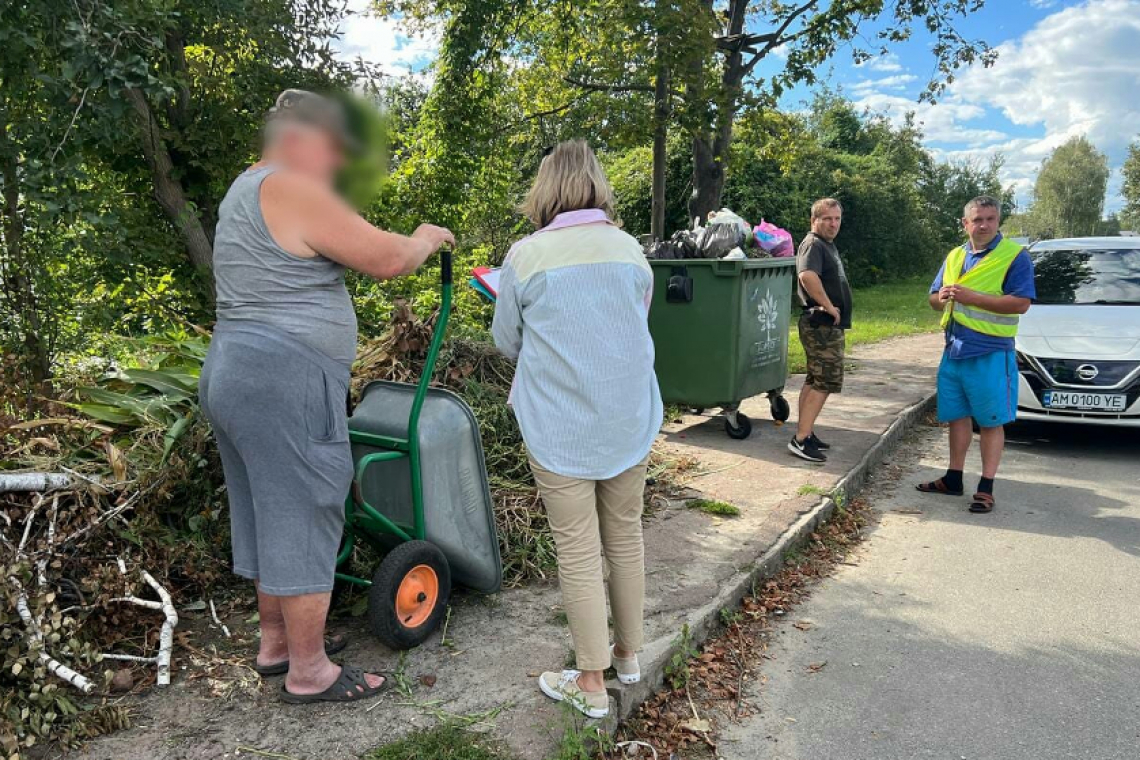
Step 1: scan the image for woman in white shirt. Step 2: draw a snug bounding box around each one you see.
[492,140,663,718]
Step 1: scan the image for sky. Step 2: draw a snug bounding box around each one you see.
[332,0,1140,213]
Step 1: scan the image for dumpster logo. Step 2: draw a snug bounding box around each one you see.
[751,288,781,369]
[756,291,779,333]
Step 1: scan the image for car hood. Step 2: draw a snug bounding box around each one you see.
[1018,305,1140,359]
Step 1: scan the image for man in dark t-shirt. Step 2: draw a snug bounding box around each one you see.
[790,197,853,463]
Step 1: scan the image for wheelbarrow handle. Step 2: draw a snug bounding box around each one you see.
[440,246,452,286]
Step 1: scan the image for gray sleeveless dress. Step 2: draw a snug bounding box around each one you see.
[200,165,356,595]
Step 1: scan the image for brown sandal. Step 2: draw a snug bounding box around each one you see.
[968,493,995,513]
[915,478,964,497]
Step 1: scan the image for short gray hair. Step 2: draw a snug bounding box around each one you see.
[811,197,842,220]
[263,89,355,150]
[963,195,1001,217]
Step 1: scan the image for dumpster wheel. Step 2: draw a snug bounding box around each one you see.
[724,410,753,440]
[769,393,791,423]
[369,540,451,650]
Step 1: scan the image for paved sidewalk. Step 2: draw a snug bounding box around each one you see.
[718,421,1140,760]
[79,333,943,760]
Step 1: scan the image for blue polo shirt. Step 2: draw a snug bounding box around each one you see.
[929,233,1036,360]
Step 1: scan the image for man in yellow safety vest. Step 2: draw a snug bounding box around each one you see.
[916,196,1036,514]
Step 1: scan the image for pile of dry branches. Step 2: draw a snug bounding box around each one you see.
[1,413,220,756]
[0,303,693,754]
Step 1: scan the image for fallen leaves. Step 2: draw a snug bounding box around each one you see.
[680,717,711,734]
[609,496,875,759]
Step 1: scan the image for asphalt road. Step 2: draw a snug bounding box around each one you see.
[718,421,1140,760]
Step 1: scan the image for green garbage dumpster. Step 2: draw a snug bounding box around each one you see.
[648,258,796,439]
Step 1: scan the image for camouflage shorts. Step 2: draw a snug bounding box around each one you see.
[798,314,846,393]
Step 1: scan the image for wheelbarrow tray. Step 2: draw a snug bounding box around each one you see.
[349,380,502,595]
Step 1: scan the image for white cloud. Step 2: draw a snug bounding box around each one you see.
[856,52,904,73]
[331,0,439,79]
[1029,0,1057,8]
[854,0,1140,211]
[849,73,918,97]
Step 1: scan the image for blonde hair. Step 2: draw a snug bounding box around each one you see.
[520,140,616,229]
[811,197,843,220]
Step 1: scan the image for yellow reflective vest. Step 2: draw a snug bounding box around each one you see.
[939,237,1025,337]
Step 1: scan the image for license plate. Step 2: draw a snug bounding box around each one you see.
[1042,390,1127,412]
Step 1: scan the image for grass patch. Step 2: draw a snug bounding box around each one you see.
[796,484,828,496]
[687,498,741,517]
[787,276,940,374]
[366,725,515,760]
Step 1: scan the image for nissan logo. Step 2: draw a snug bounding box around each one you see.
[1076,364,1100,381]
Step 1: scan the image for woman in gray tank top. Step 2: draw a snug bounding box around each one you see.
[199,90,453,705]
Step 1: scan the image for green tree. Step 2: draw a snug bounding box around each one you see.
[1121,138,1140,231]
[1030,135,1111,238]
[919,155,1010,247]
[378,0,995,227]
[1,1,373,402]
[53,0,369,290]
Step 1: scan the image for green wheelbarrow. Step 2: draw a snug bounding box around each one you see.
[336,249,502,650]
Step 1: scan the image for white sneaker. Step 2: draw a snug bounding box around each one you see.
[538,670,609,719]
[610,644,641,685]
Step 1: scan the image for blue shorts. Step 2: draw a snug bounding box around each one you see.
[936,350,1018,428]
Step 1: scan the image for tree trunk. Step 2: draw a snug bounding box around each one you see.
[687,0,748,223]
[126,87,214,276]
[689,135,723,224]
[0,147,52,407]
[651,57,670,241]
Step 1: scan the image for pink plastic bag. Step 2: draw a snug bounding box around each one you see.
[754,220,794,256]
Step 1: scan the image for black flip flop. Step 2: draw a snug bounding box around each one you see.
[254,634,348,676]
[280,665,388,704]
[915,478,964,497]
[968,493,995,513]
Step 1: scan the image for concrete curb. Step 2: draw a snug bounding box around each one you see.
[608,391,938,720]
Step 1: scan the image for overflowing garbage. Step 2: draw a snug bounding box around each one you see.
[645,208,794,261]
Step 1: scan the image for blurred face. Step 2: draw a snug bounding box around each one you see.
[812,206,842,241]
[274,125,345,183]
[963,204,1000,248]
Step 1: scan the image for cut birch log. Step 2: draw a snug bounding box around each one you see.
[100,653,158,664]
[105,563,179,686]
[12,584,95,693]
[0,472,93,493]
[8,503,96,693]
[209,598,231,638]
[142,571,178,686]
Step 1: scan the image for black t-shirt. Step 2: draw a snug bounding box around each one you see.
[796,232,853,330]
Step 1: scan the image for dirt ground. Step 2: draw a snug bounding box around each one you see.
[72,334,942,760]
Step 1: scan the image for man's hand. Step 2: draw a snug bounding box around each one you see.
[937,286,954,304]
[412,224,456,254]
[947,285,980,306]
[824,304,841,325]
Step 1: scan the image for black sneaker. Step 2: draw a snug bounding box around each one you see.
[808,432,831,451]
[788,435,827,463]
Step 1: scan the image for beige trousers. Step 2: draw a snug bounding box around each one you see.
[530,456,648,672]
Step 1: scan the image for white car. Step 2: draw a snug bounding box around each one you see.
[1015,237,1140,427]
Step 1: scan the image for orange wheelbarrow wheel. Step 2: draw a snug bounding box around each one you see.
[368,540,451,650]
